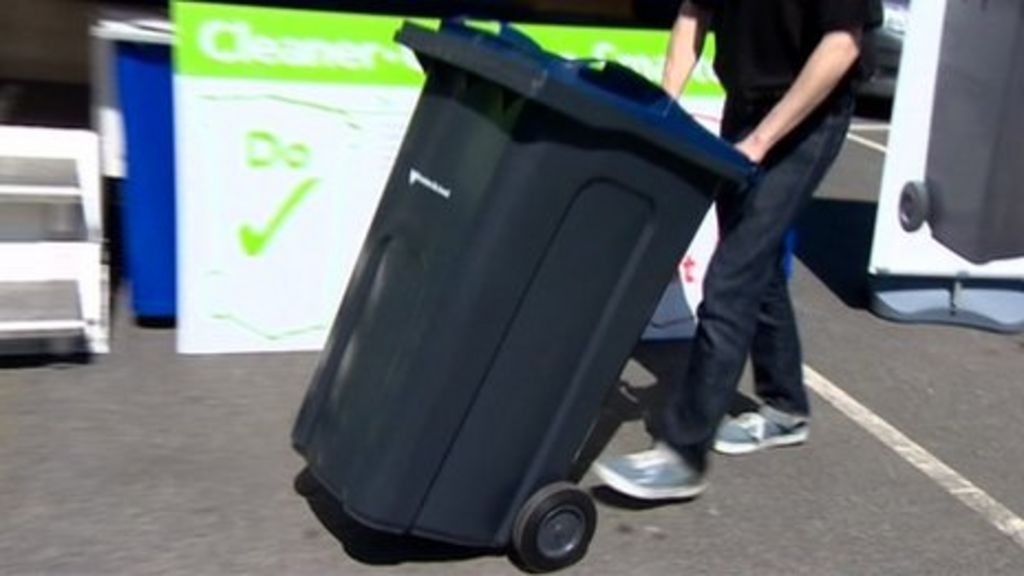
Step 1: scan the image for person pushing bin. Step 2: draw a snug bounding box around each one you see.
[292,20,755,572]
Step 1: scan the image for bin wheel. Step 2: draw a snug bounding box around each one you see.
[899,181,930,232]
[511,482,596,573]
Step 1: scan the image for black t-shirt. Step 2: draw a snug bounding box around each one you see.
[688,0,882,100]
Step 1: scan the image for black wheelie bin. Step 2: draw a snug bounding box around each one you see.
[292,20,755,572]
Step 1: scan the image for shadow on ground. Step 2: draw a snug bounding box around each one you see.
[294,468,503,567]
[795,197,879,309]
[292,333,770,549]
[574,340,760,510]
[0,350,91,369]
[854,96,893,121]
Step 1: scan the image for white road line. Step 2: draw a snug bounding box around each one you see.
[803,365,1024,550]
[846,133,889,154]
[849,123,892,132]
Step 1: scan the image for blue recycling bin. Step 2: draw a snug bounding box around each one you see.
[115,42,176,319]
[783,228,798,278]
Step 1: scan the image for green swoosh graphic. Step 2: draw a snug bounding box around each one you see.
[200,94,362,130]
[211,312,327,341]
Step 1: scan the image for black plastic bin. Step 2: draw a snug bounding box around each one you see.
[293,20,754,572]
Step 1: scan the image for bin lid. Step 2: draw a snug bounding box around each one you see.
[396,21,757,186]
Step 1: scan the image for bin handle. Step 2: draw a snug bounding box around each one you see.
[441,18,544,55]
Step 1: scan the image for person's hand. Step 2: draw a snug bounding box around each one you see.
[735,135,770,164]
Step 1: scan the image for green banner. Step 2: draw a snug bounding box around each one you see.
[174,3,419,85]
[174,2,721,96]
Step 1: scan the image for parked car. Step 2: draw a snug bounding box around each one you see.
[860,0,911,100]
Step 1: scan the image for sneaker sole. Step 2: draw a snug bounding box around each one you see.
[591,462,707,501]
[713,428,809,456]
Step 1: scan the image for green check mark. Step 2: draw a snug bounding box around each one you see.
[239,177,320,256]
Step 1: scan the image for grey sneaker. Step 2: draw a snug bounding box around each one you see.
[714,405,809,455]
[591,442,707,501]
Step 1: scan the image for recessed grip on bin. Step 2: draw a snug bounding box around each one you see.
[441,18,544,55]
[567,59,675,115]
[555,57,757,186]
[400,20,547,102]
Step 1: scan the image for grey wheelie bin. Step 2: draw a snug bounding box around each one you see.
[292,20,755,572]
[899,0,1024,263]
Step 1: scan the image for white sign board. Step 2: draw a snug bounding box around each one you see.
[174,1,726,353]
[868,0,1024,332]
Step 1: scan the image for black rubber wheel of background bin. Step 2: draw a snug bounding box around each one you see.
[511,482,596,573]
[899,181,930,232]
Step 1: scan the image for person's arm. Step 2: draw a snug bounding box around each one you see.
[736,29,862,163]
[662,1,712,98]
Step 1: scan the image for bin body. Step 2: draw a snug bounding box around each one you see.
[293,22,751,549]
[116,43,177,318]
[925,0,1024,263]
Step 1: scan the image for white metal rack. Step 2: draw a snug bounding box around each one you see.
[0,126,108,354]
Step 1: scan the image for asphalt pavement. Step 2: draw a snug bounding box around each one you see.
[2,119,1023,575]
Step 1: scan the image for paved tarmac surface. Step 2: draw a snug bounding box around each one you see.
[2,120,1023,575]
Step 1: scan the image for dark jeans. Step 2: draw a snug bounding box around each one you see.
[661,91,854,471]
